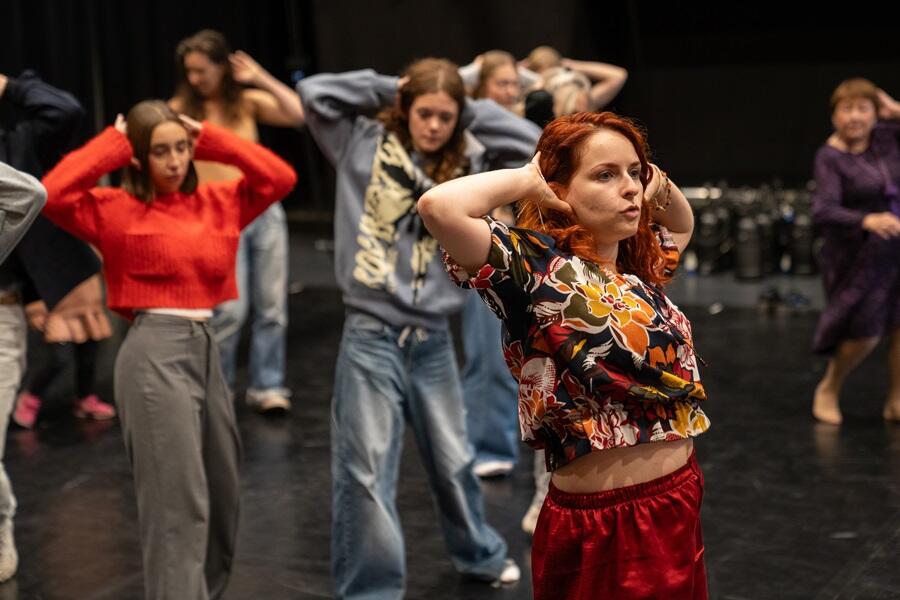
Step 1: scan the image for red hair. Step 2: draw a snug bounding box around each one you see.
[518,111,670,287]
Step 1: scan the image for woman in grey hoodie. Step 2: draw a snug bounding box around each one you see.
[297,58,540,599]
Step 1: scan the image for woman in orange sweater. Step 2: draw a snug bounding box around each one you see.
[41,100,296,600]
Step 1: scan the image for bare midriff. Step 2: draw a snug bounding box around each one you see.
[194,95,259,183]
[551,438,693,494]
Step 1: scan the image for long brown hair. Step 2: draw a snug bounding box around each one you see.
[472,50,516,99]
[518,111,670,286]
[173,29,243,123]
[378,58,469,184]
[122,100,198,203]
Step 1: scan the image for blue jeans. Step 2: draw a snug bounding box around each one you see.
[212,203,288,392]
[461,293,520,467]
[331,311,508,600]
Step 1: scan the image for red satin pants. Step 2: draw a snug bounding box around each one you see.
[532,453,707,600]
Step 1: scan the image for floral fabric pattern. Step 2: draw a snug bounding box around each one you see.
[445,217,710,471]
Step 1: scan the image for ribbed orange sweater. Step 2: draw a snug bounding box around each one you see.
[42,123,297,319]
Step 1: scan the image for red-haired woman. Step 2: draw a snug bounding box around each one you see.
[420,111,709,599]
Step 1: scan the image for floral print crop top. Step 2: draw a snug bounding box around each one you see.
[445,217,710,472]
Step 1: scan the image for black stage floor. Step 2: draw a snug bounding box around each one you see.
[3,242,899,599]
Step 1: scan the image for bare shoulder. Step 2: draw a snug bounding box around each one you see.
[242,88,276,111]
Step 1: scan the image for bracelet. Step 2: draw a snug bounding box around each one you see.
[650,165,670,212]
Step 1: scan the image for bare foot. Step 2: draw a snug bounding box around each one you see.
[813,383,842,425]
[883,399,900,422]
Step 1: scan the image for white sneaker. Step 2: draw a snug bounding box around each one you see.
[468,558,520,587]
[0,519,18,582]
[497,558,521,585]
[245,388,292,414]
[472,460,514,478]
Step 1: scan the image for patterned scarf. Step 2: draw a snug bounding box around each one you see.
[353,132,467,304]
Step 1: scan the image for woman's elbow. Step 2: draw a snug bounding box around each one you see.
[285,166,298,193]
[12,173,47,214]
[417,191,440,227]
[63,102,86,127]
[809,203,829,226]
[418,190,454,230]
[33,184,48,213]
[293,105,306,128]
[273,164,298,200]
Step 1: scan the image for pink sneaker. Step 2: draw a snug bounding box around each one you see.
[13,392,42,429]
[74,395,116,420]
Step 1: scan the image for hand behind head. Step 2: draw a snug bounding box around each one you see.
[114,114,127,135]
[178,114,203,137]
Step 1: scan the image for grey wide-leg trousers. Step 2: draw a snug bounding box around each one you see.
[115,314,241,600]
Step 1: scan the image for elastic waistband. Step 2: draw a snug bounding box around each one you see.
[132,312,214,332]
[547,452,700,510]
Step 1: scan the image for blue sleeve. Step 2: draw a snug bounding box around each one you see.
[296,70,398,165]
[464,99,541,168]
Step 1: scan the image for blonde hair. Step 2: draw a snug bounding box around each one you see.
[526,45,562,73]
[543,67,591,116]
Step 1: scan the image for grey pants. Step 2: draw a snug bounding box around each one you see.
[114,314,241,600]
[0,305,24,523]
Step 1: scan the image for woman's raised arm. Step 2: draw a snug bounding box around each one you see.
[0,161,46,264]
[419,155,571,273]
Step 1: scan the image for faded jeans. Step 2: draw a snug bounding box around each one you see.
[331,310,508,600]
[212,203,288,393]
[460,293,520,468]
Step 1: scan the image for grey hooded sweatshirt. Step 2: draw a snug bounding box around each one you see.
[297,69,540,329]
[0,161,46,265]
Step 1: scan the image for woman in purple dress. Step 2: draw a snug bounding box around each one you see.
[811,78,900,424]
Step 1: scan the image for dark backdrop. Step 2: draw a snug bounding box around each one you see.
[2,0,899,213]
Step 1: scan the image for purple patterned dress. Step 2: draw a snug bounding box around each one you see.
[811,121,900,353]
